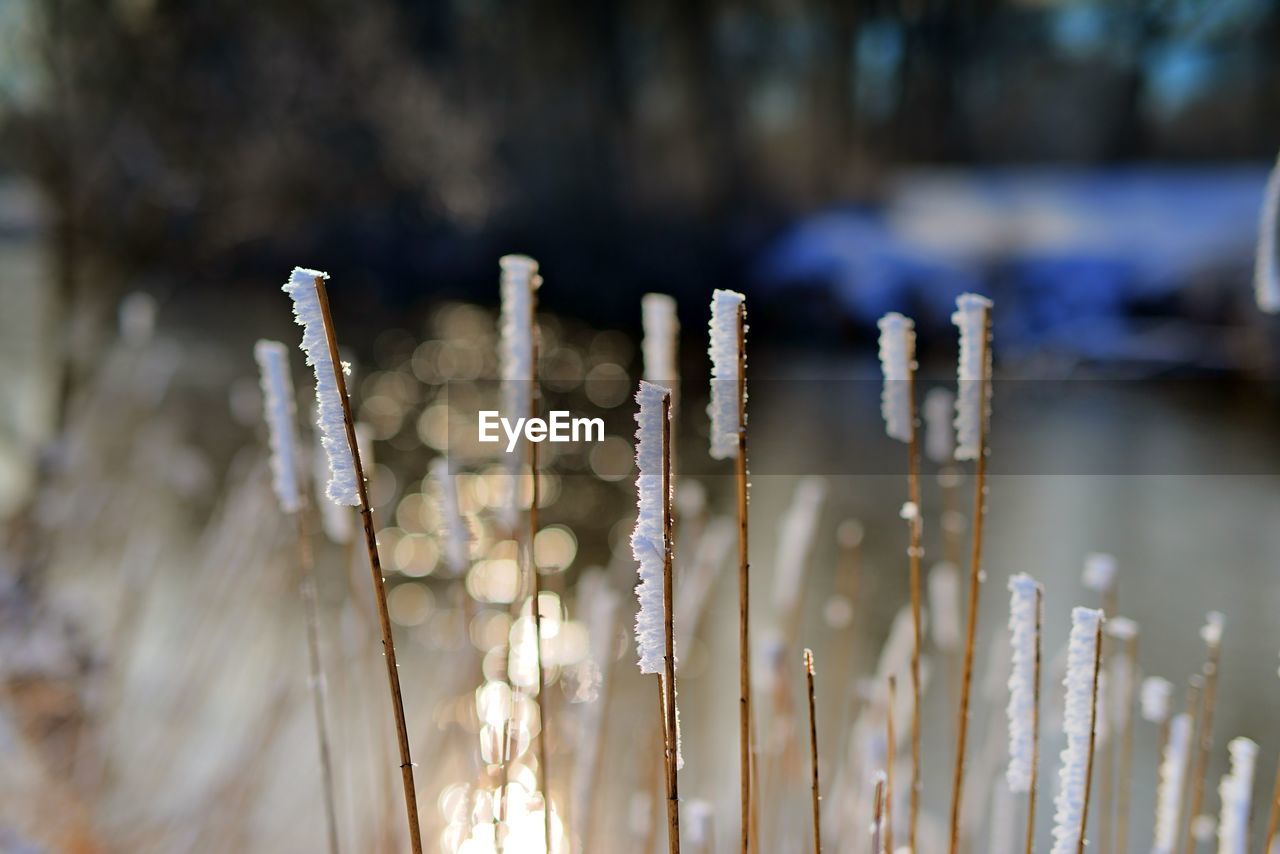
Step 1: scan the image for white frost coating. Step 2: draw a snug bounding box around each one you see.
[642,293,679,387]
[1217,737,1258,854]
[431,458,471,575]
[877,312,916,443]
[1050,606,1104,854]
[686,800,714,848]
[1201,611,1225,648]
[1107,616,1137,641]
[313,438,353,543]
[254,340,303,514]
[1006,573,1040,793]
[1141,677,1174,724]
[924,388,956,464]
[282,267,360,506]
[632,381,670,675]
[499,254,539,527]
[952,293,993,461]
[708,289,746,460]
[929,562,962,652]
[1154,714,1192,853]
[772,476,827,620]
[1256,151,1280,313]
[1081,552,1116,593]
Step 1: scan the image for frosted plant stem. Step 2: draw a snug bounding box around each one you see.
[805,650,821,854]
[948,306,991,854]
[528,336,553,854]
[661,394,682,854]
[886,676,897,854]
[1263,751,1280,854]
[873,776,886,854]
[296,510,342,854]
[734,304,752,854]
[1024,586,1043,854]
[907,364,923,852]
[311,275,423,854]
[1182,642,1222,854]
[1078,620,1105,854]
[1115,632,1139,854]
[1098,588,1119,854]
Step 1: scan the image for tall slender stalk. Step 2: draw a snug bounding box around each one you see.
[886,676,897,854]
[295,510,342,854]
[948,305,992,854]
[1024,585,1043,854]
[906,359,923,852]
[1115,631,1139,854]
[1181,636,1222,854]
[1263,752,1280,854]
[872,776,886,854]
[528,334,553,852]
[804,649,821,854]
[661,394,682,854]
[311,276,422,853]
[734,303,752,854]
[1078,620,1105,854]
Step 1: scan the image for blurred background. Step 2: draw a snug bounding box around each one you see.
[3,1,1280,852]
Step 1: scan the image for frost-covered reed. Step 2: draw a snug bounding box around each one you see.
[1082,553,1117,594]
[1256,150,1280,313]
[1141,677,1174,724]
[952,293,993,461]
[1154,713,1192,854]
[708,289,746,460]
[929,563,962,653]
[1216,737,1258,854]
[254,340,302,514]
[431,458,471,576]
[498,254,539,528]
[282,267,359,506]
[925,388,956,464]
[1005,574,1040,794]
[632,381,669,676]
[642,293,680,387]
[771,476,827,626]
[877,312,916,443]
[1050,606,1104,854]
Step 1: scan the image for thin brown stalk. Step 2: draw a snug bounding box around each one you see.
[805,649,821,854]
[296,510,342,854]
[1078,619,1106,854]
[1098,588,1119,854]
[886,676,896,854]
[1181,641,1222,854]
[734,303,752,854]
[906,359,923,852]
[312,276,423,853]
[1263,748,1280,854]
[1024,585,1043,854]
[1115,631,1139,854]
[661,393,682,854]
[948,305,992,854]
[872,776,886,854]
[528,344,553,853]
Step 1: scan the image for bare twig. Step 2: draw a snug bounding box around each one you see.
[805,649,821,854]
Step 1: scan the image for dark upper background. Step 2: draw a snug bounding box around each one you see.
[1,0,1278,358]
